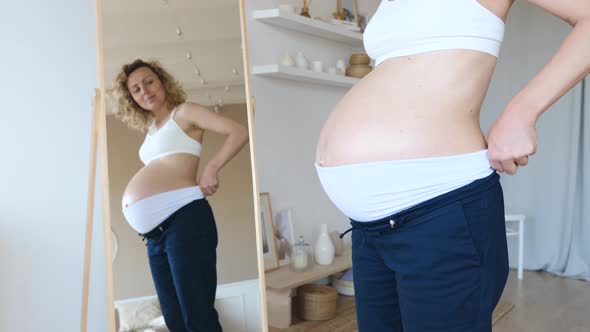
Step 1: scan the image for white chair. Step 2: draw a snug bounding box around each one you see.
[505,214,526,280]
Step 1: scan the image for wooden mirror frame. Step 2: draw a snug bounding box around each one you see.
[80,1,268,331]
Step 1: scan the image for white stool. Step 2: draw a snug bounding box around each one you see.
[505,214,526,280]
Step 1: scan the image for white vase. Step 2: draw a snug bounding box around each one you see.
[281,52,295,67]
[295,51,309,70]
[335,59,347,76]
[314,224,335,265]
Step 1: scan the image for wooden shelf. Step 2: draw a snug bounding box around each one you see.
[266,250,352,290]
[252,8,363,46]
[252,64,360,88]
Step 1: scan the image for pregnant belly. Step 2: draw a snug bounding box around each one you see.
[122,159,199,208]
[316,50,496,167]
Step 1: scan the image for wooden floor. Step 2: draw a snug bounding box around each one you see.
[494,270,590,332]
[269,270,590,332]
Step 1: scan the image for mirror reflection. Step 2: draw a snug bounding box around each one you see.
[101,1,260,331]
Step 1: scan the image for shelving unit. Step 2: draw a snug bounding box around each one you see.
[252,8,363,47]
[265,250,353,329]
[253,9,362,327]
[252,64,359,88]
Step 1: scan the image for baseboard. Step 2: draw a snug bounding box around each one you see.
[216,278,262,332]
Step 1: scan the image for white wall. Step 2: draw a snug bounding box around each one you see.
[0,1,105,331]
[247,0,583,272]
[245,0,380,245]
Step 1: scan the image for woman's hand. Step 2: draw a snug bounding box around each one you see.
[176,103,249,194]
[486,105,538,175]
[200,164,220,196]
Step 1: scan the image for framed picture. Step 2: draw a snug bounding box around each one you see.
[259,192,280,271]
[336,0,359,25]
[274,208,296,267]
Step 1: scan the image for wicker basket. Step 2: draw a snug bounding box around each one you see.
[296,284,339,321]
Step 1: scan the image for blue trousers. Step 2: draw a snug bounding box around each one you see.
[143,199,222,332]
[348,172,509,332]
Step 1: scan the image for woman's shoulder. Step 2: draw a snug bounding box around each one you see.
[176,101,207,114]
[173,102,211,127]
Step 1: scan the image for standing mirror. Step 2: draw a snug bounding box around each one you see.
[84,1,264,331]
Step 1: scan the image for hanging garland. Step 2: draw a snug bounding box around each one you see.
[160,0,241,112]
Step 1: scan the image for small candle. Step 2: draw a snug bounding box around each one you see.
[292,254,308,271]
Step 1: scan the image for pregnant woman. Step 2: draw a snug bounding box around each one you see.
[316,1,590,331]
[113,59,248,332]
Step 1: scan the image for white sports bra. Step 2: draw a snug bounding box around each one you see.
[139,107,202,165]
[363,0,505,66]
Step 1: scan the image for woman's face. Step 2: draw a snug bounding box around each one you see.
[126,66,166,112]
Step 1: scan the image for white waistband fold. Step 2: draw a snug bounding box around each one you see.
[122,186,205,234]
[315,150,493,222]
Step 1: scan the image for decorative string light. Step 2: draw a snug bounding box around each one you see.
[160,0,243,111]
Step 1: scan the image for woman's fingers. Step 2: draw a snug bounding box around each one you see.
[515,156,529,166]
[490,156,529,175]
[488,146,532,175]
[490,159,504,173]
[501,159,519,175]
[202,183,219,196]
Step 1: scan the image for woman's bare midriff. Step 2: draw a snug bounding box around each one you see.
[316,49,499,167]
[122,154,200,208]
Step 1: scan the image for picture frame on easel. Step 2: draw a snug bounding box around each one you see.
[334,0,360,30]
[274,208,296,267]
[260,192,280,272]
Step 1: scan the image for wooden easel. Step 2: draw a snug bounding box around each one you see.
[79,88,116,332]
[80,0,116,330]
[79,89,99,332]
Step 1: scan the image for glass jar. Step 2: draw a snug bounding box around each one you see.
[290,236,312,272]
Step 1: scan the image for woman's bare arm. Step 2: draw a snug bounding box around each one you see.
[176,102,249,194]
[487,0,590,174]
[514,0,590,121]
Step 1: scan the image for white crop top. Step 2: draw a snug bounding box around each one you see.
[139,108,202,165]
[363,0,505,66]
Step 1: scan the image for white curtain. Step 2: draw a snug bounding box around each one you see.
[545,79,590,280]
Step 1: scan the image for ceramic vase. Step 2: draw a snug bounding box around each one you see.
[281,52,295,67]
[314,224,335,265]
[335,59,347,76]
[295,51,309,70]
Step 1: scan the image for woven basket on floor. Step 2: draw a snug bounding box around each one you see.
[296,284,339,321]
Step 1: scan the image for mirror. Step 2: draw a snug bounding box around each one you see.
[95,1,262,331]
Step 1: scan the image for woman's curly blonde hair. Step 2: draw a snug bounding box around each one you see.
[111,59,186,132]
